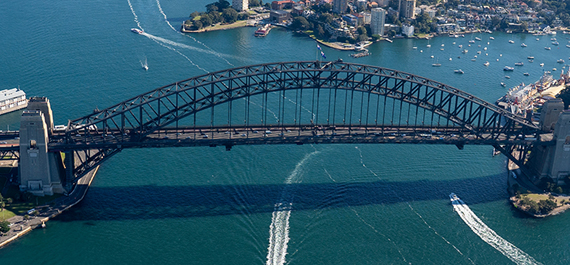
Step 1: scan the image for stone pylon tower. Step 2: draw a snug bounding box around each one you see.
[19,97,65,196]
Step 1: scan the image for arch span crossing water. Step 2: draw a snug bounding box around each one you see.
[48,61,542,181]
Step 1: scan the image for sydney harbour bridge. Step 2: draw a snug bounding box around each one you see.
[2,60,566,194]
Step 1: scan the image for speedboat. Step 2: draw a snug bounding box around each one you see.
[501,82,506,87]
[552,41,559,46]
[483,61,490,66]
[523,73,529,76]
[432,63,441,67]
[508,40,515,44]
[505,76,511,79]
[475,37,481,41]
[449,193,459,203]
[521,43,527,47]
[131,28,143,34]
[557,59,565,63]
[454,69,464,74]
[489,37,495,40]
[503,66,514,71]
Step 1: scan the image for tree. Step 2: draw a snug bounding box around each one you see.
[190,11,200,18]
[200,14,213,27]
[193,20,203,29]
[557,86,570,109]
[250,0,260,7]
[319,13,334,25]
[315,24,326,39]
[0,220,10,233]
[222,8,238,23]
[357,26,367,36]
[291,16,310,30]
[216,0,230,10]
[206,3,219,13]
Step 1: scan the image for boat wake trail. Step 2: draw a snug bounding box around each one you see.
[451,194,543,265]
[266,150,319,265]
[355,147,474,264]
[140,33,208,72]
[141,32,241,61]
[127,0,143,30]
[154,0,234,67]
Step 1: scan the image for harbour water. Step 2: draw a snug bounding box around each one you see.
[1,0,570,264]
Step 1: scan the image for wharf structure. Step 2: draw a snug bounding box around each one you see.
[0,88,27,116]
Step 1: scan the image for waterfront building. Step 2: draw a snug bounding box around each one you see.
[270,10,290,23]
[0,88,27,116]
[399,0,416,19]
[232,0,248,11]
[371,8,386,36]
[333,0,348,14]
[402,24,414,37]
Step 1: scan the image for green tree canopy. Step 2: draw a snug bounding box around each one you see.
[291,16,310,30]
[0,220,10,233]
[222,8,238,23]
[200,14,213,27]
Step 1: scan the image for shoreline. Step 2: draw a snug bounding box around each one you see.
[0,166,99,248]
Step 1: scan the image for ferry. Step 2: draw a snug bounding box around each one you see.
[254,24,271,37]
[131,28,143,34]
[0,88,28,116]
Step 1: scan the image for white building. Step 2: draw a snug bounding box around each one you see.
[232,0,248,11]
[402,24,414,37]
[371,8,386,36]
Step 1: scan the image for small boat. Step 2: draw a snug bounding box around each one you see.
[441,44,445,47]
[426,44,431,48]
[459,44,463,48]
[553,68,557,71]
[430,55,434,58]
[462,49,468,53]
[557,59,565,63]
[440,48,444,51]
[528,59,533,63]
[523,73,529,76]
[412,47,417,50]
[386,38,393,43]
[501,82,506,87]
[521,43,527,47]
[515,62,524,66]
[508,40,515,44]
[566,44,570,48]
[551,37,557,41]
[489,37,495,40]
[536,38,540,41]
[503,66,514,71]
[545,47,551,50]
[505,76,511,79]
[483,47,487,50]
[469,40,475,44]
[540,63,544,67]
[552,41,559,46]
[483,61,490,66]
[475,37,481,41]
[131,28,143,34]
[432,63,441,67]
[449,57,452,61]
[454,69,464,74]
[527,56,534,59]
[471,58,476,61]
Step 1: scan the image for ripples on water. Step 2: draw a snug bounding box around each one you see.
[1,0,570,264]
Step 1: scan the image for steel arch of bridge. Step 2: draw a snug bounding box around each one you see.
[52,60,541,181]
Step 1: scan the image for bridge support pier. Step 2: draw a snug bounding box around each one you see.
[18,98,65,196]
[527,109,570,185]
